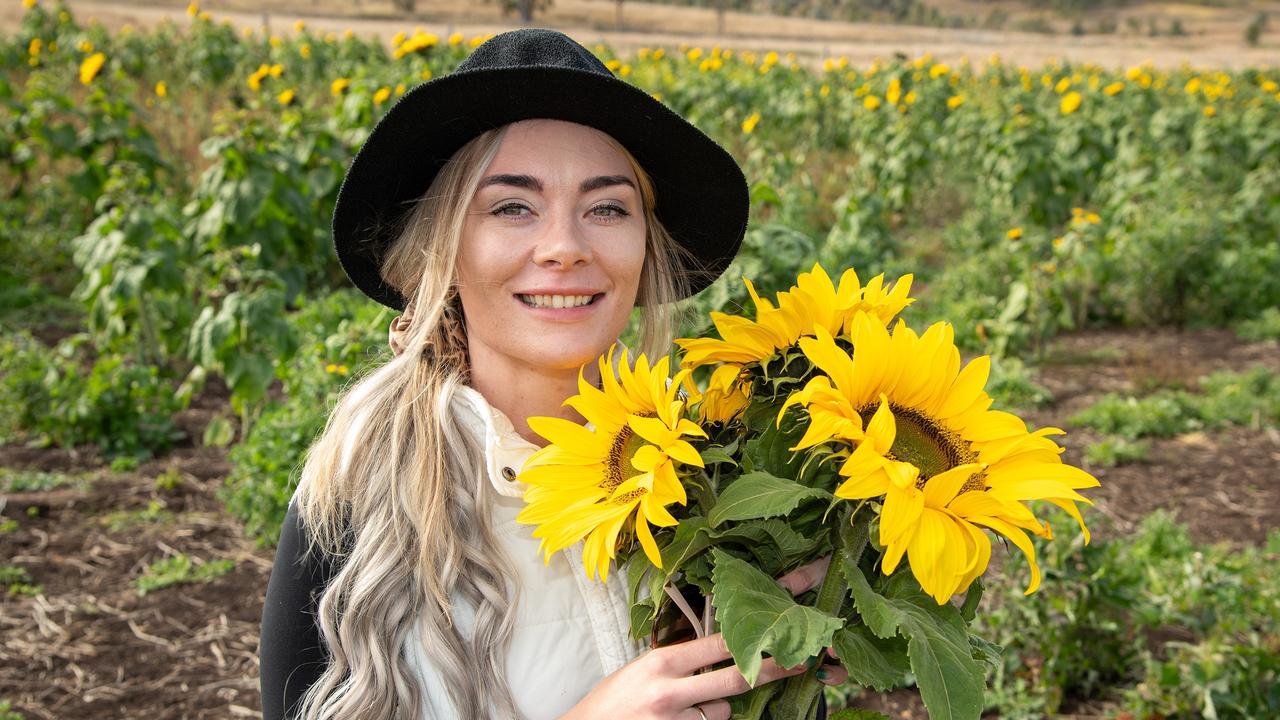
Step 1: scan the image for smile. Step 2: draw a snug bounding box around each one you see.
[517,293,601,309]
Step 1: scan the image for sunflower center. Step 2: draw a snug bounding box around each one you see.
[861,403,985,493]
[604,413,657,495]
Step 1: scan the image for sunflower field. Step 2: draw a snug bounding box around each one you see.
[2,1,1279,718]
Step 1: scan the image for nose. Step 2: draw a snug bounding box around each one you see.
[531,211,592,269]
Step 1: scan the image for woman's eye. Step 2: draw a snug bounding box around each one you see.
[492,203,531,218]
[591,204,630,219]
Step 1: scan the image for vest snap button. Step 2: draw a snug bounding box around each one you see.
[501,466,517,482]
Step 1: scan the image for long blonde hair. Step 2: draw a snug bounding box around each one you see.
[292,122,691,719]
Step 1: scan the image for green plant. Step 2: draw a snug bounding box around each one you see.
[1245,11,1268,47]
[0,698,25,720]
[0,468,90,493]
[153,467,183,491]
[1069,392,1200,439]
[1084,435,1150,467]
[1235,307,1280,342]
[100,500,173,531]
[133,554,234,595]
[0,519,18,533]
[0,565,42,597]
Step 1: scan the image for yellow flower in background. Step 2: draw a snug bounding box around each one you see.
[419,68,432,81]
[330,77,350,96]
[677,263,913,370]
[299,43,311,59]
[277,88,295,105]
[293,19,305,32]
[269,63,283,77]
[1204,105,1216,117]
[1262,80,1278,94]
[79,40,93,53]
[1060,91,1082,115]
[1006,227,1023,240]
[517,347,707,581]
[864,95,882,110]
[1054,77,1071,94]
[186,1,198,16]
[1085,211,1101,224]
[394,82,406,95]
[694,364,752,425]
[154,80,167,97]
[79,52,106,85]
[782,318,1098,603]
[929,63,950,79]
[269,35,281,48]
[23,0,37,8]
[28,38,41,56]
[198,11,210,21]
[1185,77,1202,95]
[819,84,830,97]
[947,94,965,109]
[1104,81,1124,96]
[886,78,902,106]
[1041,261,1057,273]
[448,32,464,46]
[373,86,391,104]
[741,111,760,134]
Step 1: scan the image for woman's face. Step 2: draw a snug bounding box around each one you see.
[456,119,647,380]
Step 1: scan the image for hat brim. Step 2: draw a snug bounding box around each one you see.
[332,65,748,310]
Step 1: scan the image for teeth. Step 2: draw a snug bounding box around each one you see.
[519,294,595,309]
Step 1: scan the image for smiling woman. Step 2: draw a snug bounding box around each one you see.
[258,28,842,720]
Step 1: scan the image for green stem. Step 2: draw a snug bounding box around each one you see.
[771,506,871,720]
[691,468,718,517]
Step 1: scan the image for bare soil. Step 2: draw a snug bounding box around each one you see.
[2,327,1278,718]
[4,0,1280,69]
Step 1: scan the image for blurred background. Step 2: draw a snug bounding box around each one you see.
[1,0,1277,718]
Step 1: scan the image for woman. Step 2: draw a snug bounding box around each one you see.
[259,29,846,720]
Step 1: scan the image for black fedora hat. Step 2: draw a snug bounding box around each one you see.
[332,28,749,311]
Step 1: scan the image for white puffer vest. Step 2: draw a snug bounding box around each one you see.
[404,384,647,719]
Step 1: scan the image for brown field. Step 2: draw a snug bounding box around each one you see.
[3,0,1280,68]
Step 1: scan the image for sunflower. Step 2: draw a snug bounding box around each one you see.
[676,262,913,371]
[781,315,1099,603]
[692,363,752,424]
[516,346,707,581]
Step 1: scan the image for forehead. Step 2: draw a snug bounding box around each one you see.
[482,119,637,182]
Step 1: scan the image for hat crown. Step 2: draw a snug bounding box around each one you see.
[457,29,609,76]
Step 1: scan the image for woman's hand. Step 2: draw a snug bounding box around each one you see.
[561,632,807,720]
[563,555,847,720]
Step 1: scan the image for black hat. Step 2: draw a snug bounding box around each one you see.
[332,28,749,310]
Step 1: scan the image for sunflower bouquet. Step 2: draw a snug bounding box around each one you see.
[516,263,1100,720]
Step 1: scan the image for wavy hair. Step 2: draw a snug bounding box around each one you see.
[291,122,692,720]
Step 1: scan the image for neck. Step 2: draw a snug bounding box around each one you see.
[467,349,602,446]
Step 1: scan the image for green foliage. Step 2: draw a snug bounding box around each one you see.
[221,290,390,545]
[0,698,24,720]
[0,468,90,493]
[99,500,174,532]
[1070,366,1280,439]
[979,510,1280,718]
[1083,435,1150,467]
[0,565,42,597]
[985,357,1053,412]
[0,331,183,460]
[133,554,234,596]
[1235,307,1280,342]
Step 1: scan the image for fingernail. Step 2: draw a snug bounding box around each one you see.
[816,668,831,681]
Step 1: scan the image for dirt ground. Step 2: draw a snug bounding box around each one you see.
[4,0,1280,69]
[2,327,1277,719]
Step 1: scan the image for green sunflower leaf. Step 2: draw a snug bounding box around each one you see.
[710,548,843,687]
[882,573,985,720]
[841,556,903,639]
[707,471,831,528]
[831,625,910,691]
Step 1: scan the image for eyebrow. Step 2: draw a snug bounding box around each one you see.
[477,174,636,194]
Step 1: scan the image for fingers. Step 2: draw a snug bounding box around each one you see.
[775,555,831,595]
[680,700,730,720]
[681,655,807,702]
[816,662,848,685]
[650,633,733,677]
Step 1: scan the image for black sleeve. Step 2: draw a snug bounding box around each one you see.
[260,502,338,720]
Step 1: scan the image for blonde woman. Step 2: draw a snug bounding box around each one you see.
[258,29,847,720]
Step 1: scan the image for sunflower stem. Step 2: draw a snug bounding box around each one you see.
[691,468,718,517]
[771,506,870,720]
